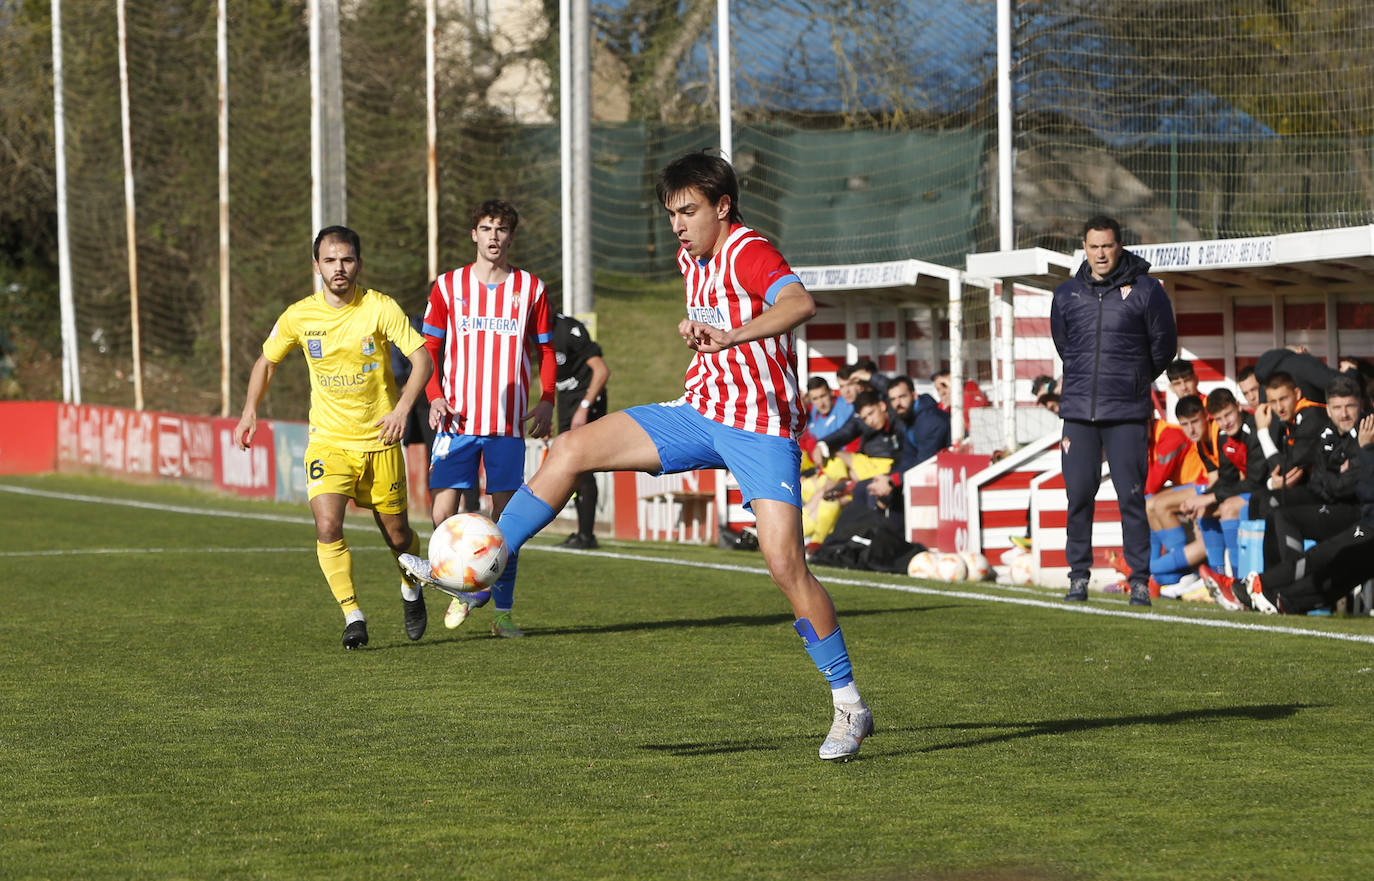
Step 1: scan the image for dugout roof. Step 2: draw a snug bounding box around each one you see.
[793,257,992,304]
[965,224,1374,298]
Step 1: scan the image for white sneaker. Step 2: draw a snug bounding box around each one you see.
[818,699,874,761]
[1160,572,1202,599]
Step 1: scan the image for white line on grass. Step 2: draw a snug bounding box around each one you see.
[6,483,1373,645]
[0,547,319,557]
[0,484,429,535]
[536,549,1374,646]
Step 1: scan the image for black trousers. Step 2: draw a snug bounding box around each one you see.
[1061,418,1150,584]
[1262,520,1374,613]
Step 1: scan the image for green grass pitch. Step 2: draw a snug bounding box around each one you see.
[3,473,1373,880]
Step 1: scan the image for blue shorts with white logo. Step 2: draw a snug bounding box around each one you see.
[429,433,525,493]
[624,400,802,510]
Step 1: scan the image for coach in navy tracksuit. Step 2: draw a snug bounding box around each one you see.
[1051,215,1178,606]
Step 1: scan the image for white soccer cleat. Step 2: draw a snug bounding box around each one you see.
[818,699,874,761]
[398,553,440,587]
[443,589,492,629]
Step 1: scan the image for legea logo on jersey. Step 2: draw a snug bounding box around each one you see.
[307,339,323,359]
[687,305,727,328]
[361,337,376,356]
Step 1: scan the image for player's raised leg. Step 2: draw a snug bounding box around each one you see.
[310,492,369,649]
[497,412,664,552]
[752,498,873,760]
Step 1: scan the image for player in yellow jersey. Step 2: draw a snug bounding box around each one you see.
[234,226,434,649]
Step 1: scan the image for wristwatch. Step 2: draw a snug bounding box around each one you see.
[579,399,591,409]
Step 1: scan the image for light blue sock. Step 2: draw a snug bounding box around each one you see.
[496,485,557,554]
[1150,529,1163,561]
[1151,545,1191,577]
[1221,519,1241,577]
[1199,517,1226,570]
[492,553,517,612]
[794,619,854,688]
[1159,525,1186,554]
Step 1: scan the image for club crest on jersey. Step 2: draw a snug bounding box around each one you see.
[1121,284,1133,300]
[307,339,323,359]
[361,337,376,356]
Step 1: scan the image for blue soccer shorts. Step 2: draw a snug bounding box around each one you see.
[624,400,803,510]
[429,433,525,493]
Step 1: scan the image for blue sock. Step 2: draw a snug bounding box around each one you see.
[496,485,557,553]
[1159,525,1186,554]
[1199,517,1226,570]
[794,619,854,688]
[1151,545,1191,577]
[1150,529,1163,561]
[1221,519,1241,577]
[492,553,517,612]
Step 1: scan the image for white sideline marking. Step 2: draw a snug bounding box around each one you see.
[5,483,1372,645]
[0,547,314,557]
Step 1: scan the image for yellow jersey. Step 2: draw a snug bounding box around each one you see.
[262,288,425,451]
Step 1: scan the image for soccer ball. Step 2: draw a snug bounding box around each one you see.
[959,551,991,582]
[906,550,939,579]
[428,513,509,591]
[1008,552,1036,586]
[934,552,968,583]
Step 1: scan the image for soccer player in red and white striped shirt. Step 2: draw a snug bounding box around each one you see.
[419,200,555,637]
[421,152,873,759]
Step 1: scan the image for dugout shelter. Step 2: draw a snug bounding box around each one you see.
[959,224,1374,587]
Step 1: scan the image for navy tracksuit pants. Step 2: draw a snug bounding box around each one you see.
[1061,418,1150,584]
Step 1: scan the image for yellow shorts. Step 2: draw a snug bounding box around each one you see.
[304,441,408,514]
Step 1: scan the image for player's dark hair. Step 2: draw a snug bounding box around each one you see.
[806,376,832,392]
[656,151,742,224]
[1031,374,1056,396]
[1082,214,1122,243]
[1237,365,1256,382]
[1166,359,1196,381]
[1037,392,1060,406]
[1205,387,1238,414]
[1175,394,1205,420]
[888,375,914,394]
[836,363,858,380]
[313,225,361,261]
[471,199,519,232]
[853,390,884,412]
[1325,373,1362,402]
[1265,370,1298,392]
[931,370,950,382]
[856,357,879,373]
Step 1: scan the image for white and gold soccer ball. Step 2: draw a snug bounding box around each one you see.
[959,551,991,582]
[906,550,939,579]
[1008,552,1037,586]
[934,552,968,583]
[428,513,509,591]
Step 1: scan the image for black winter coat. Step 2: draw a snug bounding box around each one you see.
[1051,250,1178,422]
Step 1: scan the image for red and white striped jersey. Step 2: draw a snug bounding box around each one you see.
[422,265,554,437]
[678,225,807,438]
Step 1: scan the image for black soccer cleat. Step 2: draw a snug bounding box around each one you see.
[342,619,369,650]
[402,592,427,641]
